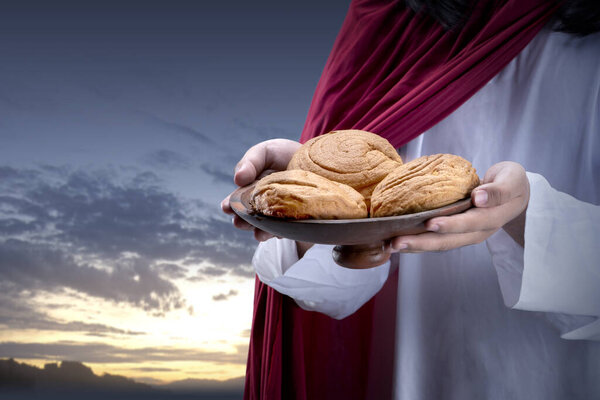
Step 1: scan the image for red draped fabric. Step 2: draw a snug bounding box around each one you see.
[245,0,558,398]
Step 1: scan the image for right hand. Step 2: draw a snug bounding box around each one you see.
[221,138,301,241]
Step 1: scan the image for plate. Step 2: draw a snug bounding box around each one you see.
[229,183,473,245]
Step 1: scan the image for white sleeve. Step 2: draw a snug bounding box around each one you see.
[252,238,391,320]
[487,172,600,341]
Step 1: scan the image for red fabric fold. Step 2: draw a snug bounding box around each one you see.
[244,277,283,398]
[302,0,558,147]
[244,1,557,399]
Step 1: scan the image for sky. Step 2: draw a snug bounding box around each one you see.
[0,0,350,384]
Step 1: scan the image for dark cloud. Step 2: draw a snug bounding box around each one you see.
[189,261,252,282]
[200,266,229,277]
[232,117,296,141]
[0,165,256,266]
[143,150,191,170]
[212,290,238,302]
[228,264,255,278]
[140,111,213,145]
[189,218,258,270]
[0,240,183,312]
[0,165,257,313]
[199,163,234,185]
[156,263,188,280]
[129,170,162,188]
[2,317,146,337]
[0,215,40,236]
[0,341,248,365]
[0,166,40,186]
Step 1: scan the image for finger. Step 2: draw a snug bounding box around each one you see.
[234,141,271,187]
[232,215,254,230]
[234,155,262,187]
[254,228,274,242]
[425,198,523,233]
[221,194,233,214]
[391,229,496,253]
[472,184,513,209]
[234,140,300,187]
[473,162,527,208]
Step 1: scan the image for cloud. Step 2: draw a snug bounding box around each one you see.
[0,165,257,266]
[2,317,146,337]
[212,290,238,302]
[0,341,248,365]
[198,266,228,277]
[0,295,145,336]
[140,111,213,145]
[142,150,191,170]
[0,165,257,313]
[199,163,234,185]
[228,264,255,278]
[0,240,184,312]
[240,329,251,338]
[232,117,295,140]
[0,166,40,186]
[156,263,189,280]
[130,367,177,372]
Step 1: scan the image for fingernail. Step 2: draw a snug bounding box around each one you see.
[474,190,487,206]
[393,242,408,250]
[428,224,439,232]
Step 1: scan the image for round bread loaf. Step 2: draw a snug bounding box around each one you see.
[287,130,402,208]
[370,154,479,217]
[251,170,367,219]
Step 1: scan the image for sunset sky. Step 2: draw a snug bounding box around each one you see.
[0,0,348,384]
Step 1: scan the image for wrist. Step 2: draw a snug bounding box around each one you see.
[296,241,314,258]
[503,207,527,247]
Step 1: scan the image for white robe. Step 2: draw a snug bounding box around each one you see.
[253,26,600,399]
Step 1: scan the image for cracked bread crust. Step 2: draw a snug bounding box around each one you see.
[287,130,402,207]
[370,154,479,217]
[251,170,367,219]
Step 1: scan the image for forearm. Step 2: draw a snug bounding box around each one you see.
[502,207,526,247]
[487,172,600,340]
[296,241,313,258]
[253,238,390,319]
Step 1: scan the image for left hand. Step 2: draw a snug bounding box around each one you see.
[390,161,530,253]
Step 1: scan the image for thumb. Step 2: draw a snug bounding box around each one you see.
[234,161,259,187]
[234,142,268,187]
[471,184,511,208]
[473,162,527,208]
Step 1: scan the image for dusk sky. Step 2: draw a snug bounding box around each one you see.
[0,0,349,384]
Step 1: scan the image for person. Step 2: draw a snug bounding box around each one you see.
[222,0,600,398]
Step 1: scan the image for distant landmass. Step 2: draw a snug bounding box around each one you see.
[0,359,243,400]
[161,376,246,392]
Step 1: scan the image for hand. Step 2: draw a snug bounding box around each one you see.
[390,161,530,253]
[221,138,301,241]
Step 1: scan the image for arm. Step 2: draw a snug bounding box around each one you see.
[390,162,600,340]
[253,238,391,319]
[488,172,600,340]
[222,138,390,318]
